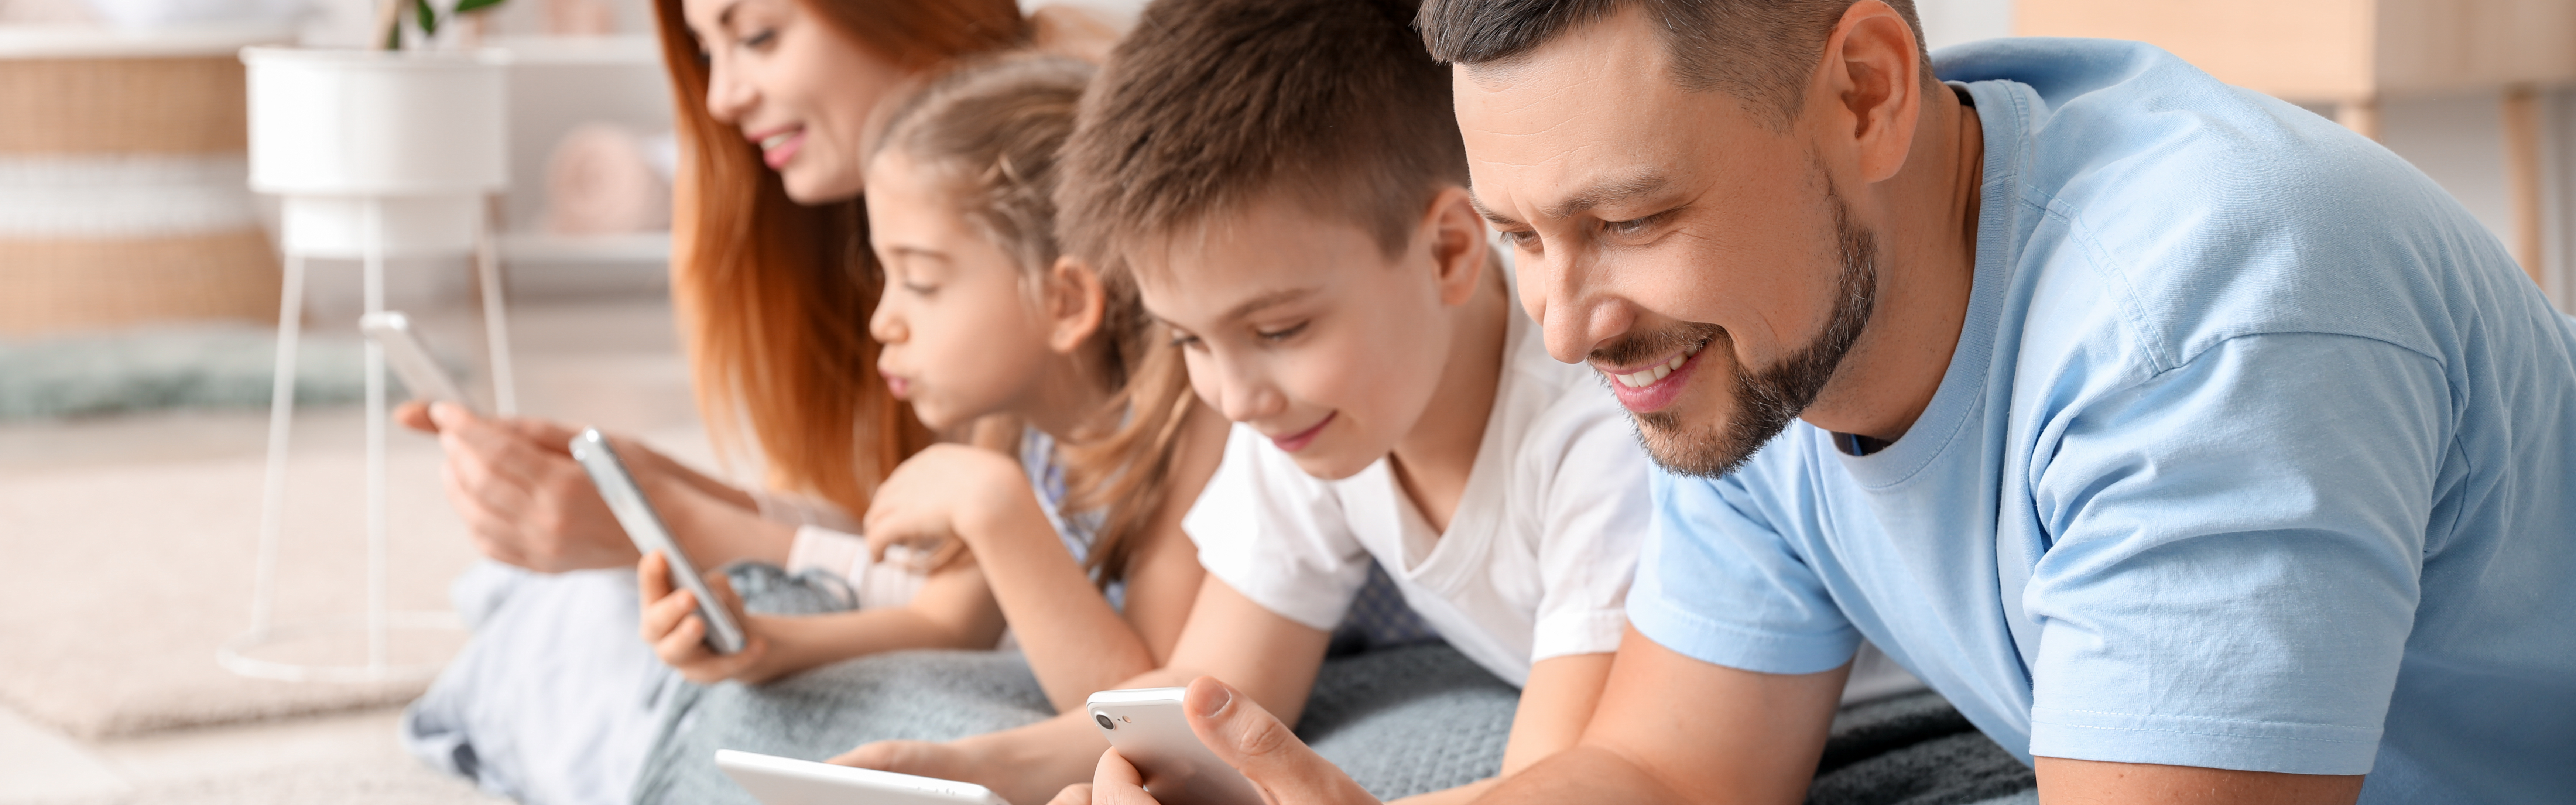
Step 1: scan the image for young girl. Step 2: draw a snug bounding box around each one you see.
[628,53,1233,799]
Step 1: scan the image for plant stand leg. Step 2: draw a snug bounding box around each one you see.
[250,251,309,638]
[476,196,518,416]
[363,198,390,675]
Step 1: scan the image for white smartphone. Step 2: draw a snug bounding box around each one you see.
[569,428,747,655]
[713,750,1007,805]
[357,311,473,411]
[1087,688,1265,805]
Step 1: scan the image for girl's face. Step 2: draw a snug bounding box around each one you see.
[683,0,904,203]
[865,149,1060,431]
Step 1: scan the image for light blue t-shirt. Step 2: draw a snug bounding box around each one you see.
[1631,38,2576,802]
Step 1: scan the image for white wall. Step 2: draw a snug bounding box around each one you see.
[1916,0,2013,51]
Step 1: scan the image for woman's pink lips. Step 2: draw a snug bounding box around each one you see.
[1268,412,1336,453]
[759,130,804,170]
[1602,348,1703,414]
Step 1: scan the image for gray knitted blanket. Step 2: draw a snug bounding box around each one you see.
[628,641,2035,805]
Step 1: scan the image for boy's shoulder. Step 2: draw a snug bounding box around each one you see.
[1487,308,1651,501]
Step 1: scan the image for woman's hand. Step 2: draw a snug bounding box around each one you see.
[860,444,1035,564]
[398,402,785,571]
[638,549,781,684]
[397,401,640,571]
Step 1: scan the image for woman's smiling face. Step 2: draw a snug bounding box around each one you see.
[683,0,905,202]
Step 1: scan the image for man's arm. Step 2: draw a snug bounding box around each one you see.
[2034,758,2363,804]
[1072,628,1843,805]
[1479,626,1846,805]
[838,576,1331,805]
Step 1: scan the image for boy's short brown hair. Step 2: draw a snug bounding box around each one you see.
[1055,0,1464,270]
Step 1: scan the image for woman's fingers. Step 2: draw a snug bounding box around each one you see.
[394,401,437,433]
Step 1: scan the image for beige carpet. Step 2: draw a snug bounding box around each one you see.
[0,299,714,741]
[0,420,478,739]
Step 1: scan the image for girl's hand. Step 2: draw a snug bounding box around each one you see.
[860,444,1033,564]
[638,550,777,684]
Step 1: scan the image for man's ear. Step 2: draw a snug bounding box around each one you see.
[1042,256,1109,354]
[1815,0,1925,184]
[1423,185,1491,308]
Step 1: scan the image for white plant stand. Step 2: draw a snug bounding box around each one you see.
[220,47,512,683]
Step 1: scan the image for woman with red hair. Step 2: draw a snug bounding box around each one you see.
[397,3,1114,803]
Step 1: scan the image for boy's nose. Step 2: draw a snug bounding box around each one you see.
[1217,374,1285,424]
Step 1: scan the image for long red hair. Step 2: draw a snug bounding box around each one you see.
[648,0,1025,514]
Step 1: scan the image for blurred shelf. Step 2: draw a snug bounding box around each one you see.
[499,231,669,264]
[0,23,294,59]
[489,35,659,66]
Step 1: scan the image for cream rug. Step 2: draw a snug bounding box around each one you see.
[0,299,713,740]
[0,413,482,739]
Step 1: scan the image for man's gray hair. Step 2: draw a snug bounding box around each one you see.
[1415,0,1929,124]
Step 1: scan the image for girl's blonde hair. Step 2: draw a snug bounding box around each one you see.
[648,0,1025,514]
[877,54,1201,589]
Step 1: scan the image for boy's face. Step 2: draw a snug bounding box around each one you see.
[1137,196,1459,481]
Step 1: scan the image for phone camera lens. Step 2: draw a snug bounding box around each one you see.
[1095,713,1116,730]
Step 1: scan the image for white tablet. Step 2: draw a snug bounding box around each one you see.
[714,749,1008,805]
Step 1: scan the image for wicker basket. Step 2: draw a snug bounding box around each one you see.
[0,46,281,335]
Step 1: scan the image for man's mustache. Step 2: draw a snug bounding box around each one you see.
[1590,322,1726,368]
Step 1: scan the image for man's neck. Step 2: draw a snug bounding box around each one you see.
[1389,264,1511,533]
[1803,86,1984,444]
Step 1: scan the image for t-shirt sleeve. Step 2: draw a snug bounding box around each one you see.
[1180,422,1373,631]
[2023,333,2440,775]
[1626,462,1861,675]
[1528,404,1654,661]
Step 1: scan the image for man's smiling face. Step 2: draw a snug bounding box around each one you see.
[1456,6,1878,475]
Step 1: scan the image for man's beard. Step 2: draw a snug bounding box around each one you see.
[1613,191,1880,478]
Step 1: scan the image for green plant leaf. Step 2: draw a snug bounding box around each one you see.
[455,0,505,14]
[415,0,439,37]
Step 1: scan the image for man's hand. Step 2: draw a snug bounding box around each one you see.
[1082,677,1380,805]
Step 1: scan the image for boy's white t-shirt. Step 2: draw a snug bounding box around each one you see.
[1182,304,1648,686]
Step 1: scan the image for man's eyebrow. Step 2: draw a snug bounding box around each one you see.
[1220,286,1321,323]
[1544,171,1672,220]
[1469,192,1524,228]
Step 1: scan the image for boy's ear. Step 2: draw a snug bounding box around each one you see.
[1423,186,1490,308]
[1043,256,1108,354]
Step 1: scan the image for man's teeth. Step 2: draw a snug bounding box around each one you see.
[1611,342,1704,389]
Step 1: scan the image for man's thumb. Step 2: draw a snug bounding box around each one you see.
[1183,677,1373,804]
